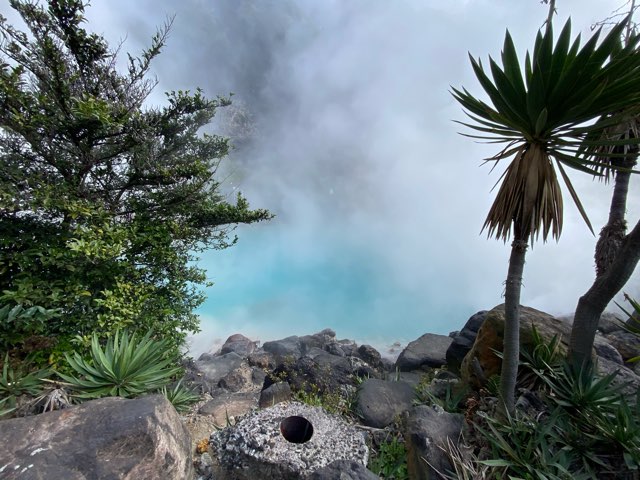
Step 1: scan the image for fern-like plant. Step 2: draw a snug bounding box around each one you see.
[59,330,182,399]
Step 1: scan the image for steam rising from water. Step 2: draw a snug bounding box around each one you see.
[6,0,638,354]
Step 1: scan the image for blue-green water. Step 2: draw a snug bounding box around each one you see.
[189,225,476,356]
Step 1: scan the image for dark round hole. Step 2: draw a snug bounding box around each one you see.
[280,415,314,444]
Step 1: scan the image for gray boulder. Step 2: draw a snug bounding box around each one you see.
[356,378,415,428]
[308,459,380,479]
[594,334,624,365]
[597,312,626,334]
[357,344,383,369]
[597,356,640,397]
[195,351,245,389]
[210,401,368,480]
[0,395,192,480]
[403,405,464,480]
[220,333,258,356]
[445,310,487,374]
[199,391,258,426]
[259,382,292,408]
[263,354,355,395]
[603,330,640,362]
[396,333,453,371]
[263,335,303,361]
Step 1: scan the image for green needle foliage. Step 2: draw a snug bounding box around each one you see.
[0,0,271,357]
[59,330,182,399]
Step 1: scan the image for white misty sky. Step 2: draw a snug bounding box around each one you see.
[3,1,639,353]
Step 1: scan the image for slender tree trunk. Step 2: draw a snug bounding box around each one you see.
[569,218,640,366]
[499,233,528,416]
[595,156,635,276]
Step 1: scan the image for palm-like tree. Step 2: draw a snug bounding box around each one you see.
[452,18,640,414]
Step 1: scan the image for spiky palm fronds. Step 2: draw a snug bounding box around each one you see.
[452,19,640,242]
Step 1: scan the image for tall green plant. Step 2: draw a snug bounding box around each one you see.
[0,0,271,355]
[59,330,182,399]
[452,16,640,414]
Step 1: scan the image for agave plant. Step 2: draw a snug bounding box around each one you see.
[452,18,640,414]
[59,330,182,399]
[160,378,200,413]
[0,353,50,409]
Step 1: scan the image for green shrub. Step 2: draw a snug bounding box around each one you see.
[58,330,182,399]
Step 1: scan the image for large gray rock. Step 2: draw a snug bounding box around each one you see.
[445,311,487,374]
[263,354,355,396]
[220,333,258,356]
[396,333,453,371]
[210,401,368,480]
[603,330,640,362]
[263,335,303,361]
[596,356,640,398]
[0,395,192,480]
[199,391,258,427]
[403,405,464,480]
[308,459,380,479]
[357,344,383,370]
[259,382,292,408]
[356,379,415,428]
[195,351,245,388]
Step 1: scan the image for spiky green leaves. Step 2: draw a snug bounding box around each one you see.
[452,18,640,242]
[59,330,182,399]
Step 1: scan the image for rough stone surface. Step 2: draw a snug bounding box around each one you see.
[259,382,292,408]
[264,354,355,395]
[596,357,640,397]
[308,459,380,479]
[356,378,415,428]
[594,335,624,365]
[219,369,248,392]
[603,330,640,362]
[403,405,464,480]
[198,391,258,427]
[0,395,192,480]
[196,352,245,388]
[396,333,453,371]
[597,312,626,334]
[262,336,303,361]
[210,401,368,480]
[357,345,383,369]
[445,310,487,374]
[461,304,573,387]
[248,351,276,370]
[221,334,258,357]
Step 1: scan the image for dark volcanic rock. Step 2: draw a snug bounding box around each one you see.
[445,310,487,374]
[356,378,415,428]
[396,333,452,371]
[220,333,257,356]
[259,382,292,408]
[195,351,244,388]
[357,344,383,369]
[404,405,464,480]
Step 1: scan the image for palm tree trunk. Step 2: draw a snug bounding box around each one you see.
[569,218,640,366]
[499,232,528,416]
[595,157,635,276]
